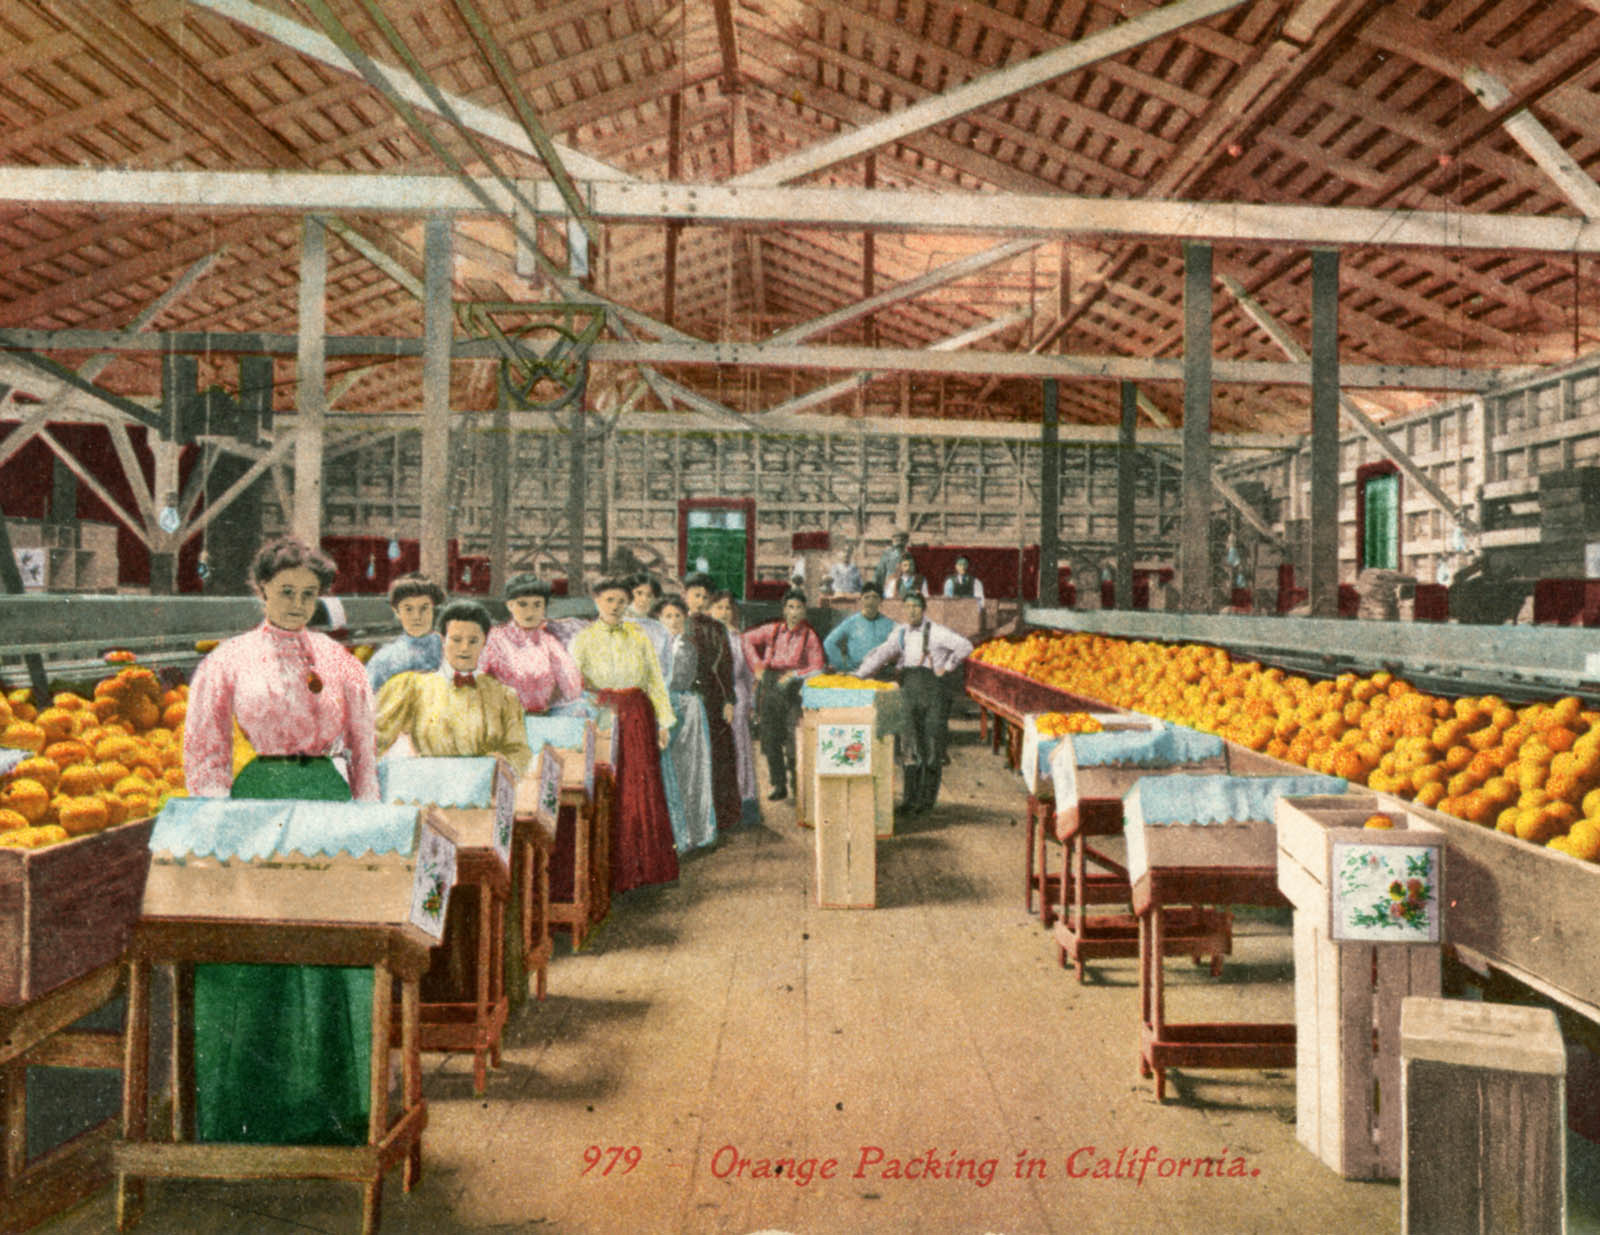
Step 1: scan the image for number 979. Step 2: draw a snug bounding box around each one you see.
[581,1145,642,1176]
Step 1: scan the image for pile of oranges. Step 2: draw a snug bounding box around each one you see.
[1034,711,1104,737]
[806,674,897,692]
[0,660,187,848]
[975,631,1600,863]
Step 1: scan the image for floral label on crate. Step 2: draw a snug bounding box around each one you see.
[536,744,562,827]
[494,770,516,867]
[1331,842,1441,943]
[817,723,872,776]
[408,826,457,940]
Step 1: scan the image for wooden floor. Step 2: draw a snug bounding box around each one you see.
[36,718,1597,1234]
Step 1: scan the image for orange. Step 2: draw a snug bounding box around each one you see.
[0,779,50,823]
[1,722,47,754]
[56,796,108,836]
[1566,820,1600,861]
[1545,726,1577,754]
[57,765,103,796]
[1443,745,1473,773]
[34,708,77,743]
[98,793,127,825]
[0,808,28,831]
[43,739,91,770]
[11,756,60,794]
[1415,782,1446,809]
[120,794,153,821]
[90,697,120,721]
[1495,805,1520,833]
[113,775,150,797]
[93,736,140,765]
[162,767,184,789]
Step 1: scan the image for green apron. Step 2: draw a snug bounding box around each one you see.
[193,756,373,1145]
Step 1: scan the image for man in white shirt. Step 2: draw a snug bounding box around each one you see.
[942,555,985,600]
[857,593,974,815]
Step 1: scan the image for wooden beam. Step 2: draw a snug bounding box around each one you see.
[730,0,1247,187]
[15,167,1600,255]
[1460,66,1600,220]
[1309,249,1340,618]
[1179,242,1212,613]
[293,217,326,547]
[420,218,452,585]
[1219,273,1479,534]
[1116,381,1137,610]
[590,340,1494,390]
[189,0,631,182]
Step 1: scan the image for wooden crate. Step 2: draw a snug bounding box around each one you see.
[144,801,457,940]
[1018,710,1154,797]
[1277,796,1445,1180]
[1400,997,1566,1235]
[811,704,882,908]
[815,773,875,909]
[1377,793,1600,1012]
[795,711,816,828]
[0,815,156,1006]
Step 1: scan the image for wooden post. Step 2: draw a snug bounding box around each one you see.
[489,399,510,596]
[1116,380,1137,609]
[1310,248,1341,617]
[566,377,589,595]
[294,217,326,553]
[206,356,270,593]
[0,516,50,700]
[1039,378,1060,606]
[1180,242,1213,613]
[421,216,453,588]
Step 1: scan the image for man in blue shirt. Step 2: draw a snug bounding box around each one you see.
[366,573,445,691]
[822,582,896,674]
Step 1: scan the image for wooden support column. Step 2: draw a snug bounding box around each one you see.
[1039,378,1060,607]
[1179,242,1213,613]
[664,93,681,324]
[421,216,452,587]
[1115,380,1137,609]
[0,514,50,700]
[205,356,271,594]
[152,354,196,595]
[1309,248,1340,618]
[294,217,327,552]
[489,399,510,596]
[566,381,589,595]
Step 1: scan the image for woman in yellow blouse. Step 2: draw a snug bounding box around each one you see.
[374,600,532,776]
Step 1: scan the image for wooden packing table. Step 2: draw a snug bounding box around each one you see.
[543,768,611,950]
[1050,795,1231,982]
[1134,866,1295,1102]
[115,919,433,1235]
[513,811,554,1001]
[0,960,125,1235]
[407,833,510,1097]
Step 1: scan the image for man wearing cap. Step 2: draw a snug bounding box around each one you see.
[942,556,985,600]
[858,592,973,815]
[742,589,824,801]
[873,530,910,592]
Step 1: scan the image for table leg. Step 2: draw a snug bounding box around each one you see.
[169,963,194,1143]
[1024,800,1036,913]
[474,884,492,1094]
[535,848,549,1001]
[116,957,150,1231]
[519,838,534,956]
[490,892,504,1070]
[2,1059,25,1190]
[363,958,393,1235]
[402,977,422,1192]
[1151,908,1167,1102]
[572,802,590,951]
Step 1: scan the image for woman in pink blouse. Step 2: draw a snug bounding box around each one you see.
[181,539,378,1146]
[478,573,585,715]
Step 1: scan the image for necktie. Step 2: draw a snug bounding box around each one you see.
[453,672,476,688]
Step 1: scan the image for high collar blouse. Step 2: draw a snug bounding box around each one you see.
[183,621,379,800]
[479,621,584,715]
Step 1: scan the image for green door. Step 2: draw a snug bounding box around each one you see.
[1362,472,1398,570]
[685,508,748,598]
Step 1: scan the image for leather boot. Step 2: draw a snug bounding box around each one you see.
[918,763,943,812]
[898,766,923,815]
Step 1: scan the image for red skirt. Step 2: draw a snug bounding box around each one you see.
[597,688,679,893]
